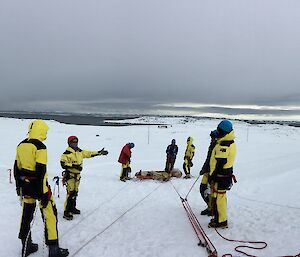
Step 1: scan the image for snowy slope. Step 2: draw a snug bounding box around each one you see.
[0,117,299,257]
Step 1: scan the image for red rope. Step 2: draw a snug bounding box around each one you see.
[215,223,300,257]
[214,228,267,257]
[181,198,218,256]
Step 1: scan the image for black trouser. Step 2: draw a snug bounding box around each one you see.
[165,156,175,172]
[19,198,59,245]
[65,191,77,212]
[120,166,131,179]
[19,201,36,241]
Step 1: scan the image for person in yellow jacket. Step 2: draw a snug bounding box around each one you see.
[14,120,69,257]
[60,136,108,220]
[183,136,195,179]
[208,120,237,228]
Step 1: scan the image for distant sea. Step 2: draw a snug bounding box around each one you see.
[0,102,300,127]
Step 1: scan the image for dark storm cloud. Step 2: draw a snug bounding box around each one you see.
[0,0,300,111]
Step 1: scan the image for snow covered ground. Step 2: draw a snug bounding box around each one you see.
[0,117,299,257]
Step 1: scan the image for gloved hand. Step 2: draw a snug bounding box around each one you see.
[208,174,216,185]
[199,168,206,176]
[98,148,108,156]
[204,188,210,198]
[190,161,193,167]
[40,192,49,208]
[72,164,82,171]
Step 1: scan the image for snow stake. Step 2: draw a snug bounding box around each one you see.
[8,169,12,184]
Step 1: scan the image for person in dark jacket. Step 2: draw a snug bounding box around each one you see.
[118,143,134,182]
[14,120,69,257]
[60,136,108,220]
[199,130,218,216]
[165,139,178,172]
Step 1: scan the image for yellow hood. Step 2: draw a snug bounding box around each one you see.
[187,136,193,145]
[28,120,49,141]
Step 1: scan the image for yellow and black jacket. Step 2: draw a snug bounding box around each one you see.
[209,130,237,190]
[60,147,99,174]
[184,137,195,161]
[14,120,49,199]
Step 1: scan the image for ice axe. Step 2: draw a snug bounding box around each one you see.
[53,176,60,198]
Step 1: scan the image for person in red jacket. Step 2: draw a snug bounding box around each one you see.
[118,143,134,182]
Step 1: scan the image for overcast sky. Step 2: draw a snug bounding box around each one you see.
[0,0,300,112]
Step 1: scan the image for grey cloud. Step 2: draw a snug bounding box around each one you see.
[0,0,300,111]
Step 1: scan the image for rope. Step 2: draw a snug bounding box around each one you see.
[184,199,217,256]
[185,174,201,200]
[213,228,267,257]
[61,184,128,238]
[170,180,218,256]
[71,184,161,257]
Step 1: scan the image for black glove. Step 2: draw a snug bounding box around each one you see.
[72,164,82,171]
[98,148,108,156]
[40,192,49,208]
[208,172,217,185]
[190,161,193,167]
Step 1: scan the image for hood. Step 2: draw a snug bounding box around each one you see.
[187,136,193,145]
[218,130,235,142]
[28,120,49,141]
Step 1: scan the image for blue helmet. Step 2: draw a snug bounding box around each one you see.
[217,120,233,133]
[129,142,135,148]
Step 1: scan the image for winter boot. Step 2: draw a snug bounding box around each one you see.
[21,238,38,257]
[49,245,69,257]
[200,208,212,216]
[183,174,191,179]
[208,220,228,229]
[71,197,81,214]
[63,211,73,220]
[120,177,126,182]
[71,208,81,215]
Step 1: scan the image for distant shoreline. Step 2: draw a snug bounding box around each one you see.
[0,111,299,128]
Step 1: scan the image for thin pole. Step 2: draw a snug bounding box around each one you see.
[247,125,249,142]
[147,125,150,144]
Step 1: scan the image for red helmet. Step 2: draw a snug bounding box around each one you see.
[68,136,78,144]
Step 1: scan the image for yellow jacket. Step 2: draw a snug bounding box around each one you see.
[14,120,49,198]
[60,147,99,174]
[184,137,195,160]
[209,130,236,177]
